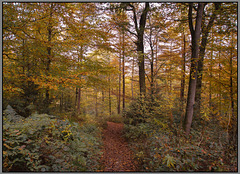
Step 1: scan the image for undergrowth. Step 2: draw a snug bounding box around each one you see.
[3,105,103,172]
[123,95,237,172]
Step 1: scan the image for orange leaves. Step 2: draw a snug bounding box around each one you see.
[3,143,12,150]
[201,149,206,154]
[102,122,137,172]
[19,145,26,151]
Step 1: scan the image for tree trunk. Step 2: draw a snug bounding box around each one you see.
[60,92,63,113]
[228,31,237,151]
[130,2,149,95]
[77,46,83,114]
[180,33,186,123]
[149,35,154,97]
[194,3,220,118]
[137,35,146,95]
[218,51,222,117]
[77,88,81,114]
[209,30,213,116]
[122,30,125,110]
[75,88,78,108]
[131,58,134,100]
[183,3,204,135]
[45,4,53,114]
[95,89,98,117]
[109,76,112,116]
[118,34,121,114]
[102,90,105,102]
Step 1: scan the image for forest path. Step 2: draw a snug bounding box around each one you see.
[101,121,138,172]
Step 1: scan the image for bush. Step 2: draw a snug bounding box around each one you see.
[123,95,164,126]
[124,119,232,172]
[3,107,103,172]
[122,96,233,172]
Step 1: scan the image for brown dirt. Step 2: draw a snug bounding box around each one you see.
[101,121,138,172]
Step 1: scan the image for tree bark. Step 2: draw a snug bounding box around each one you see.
[180,33,186,123]
[194,3,221,118]
[122,29,125,110]
[77,88,81,114]
[77,46,83,114]
[131,58,134,100]
[95,89,98,117]
[149,29,154,97]
[45,4,53,114]
[228,31,237,151]
[118,34,121,114]
[109,76,112,116]
[102,90,105,102]
[60,92,63,113]
[183,3,204,135]
[129,2,149,95]
[209,32,213,115]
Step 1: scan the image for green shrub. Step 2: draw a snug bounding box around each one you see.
[122,100,231,172]
[123,95,164,126]
[125,121,231,172]
[3,107,103,172]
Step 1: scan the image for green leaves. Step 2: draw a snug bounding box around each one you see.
[3,111,103,172]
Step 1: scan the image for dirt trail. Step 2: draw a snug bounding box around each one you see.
[101,121,138,172]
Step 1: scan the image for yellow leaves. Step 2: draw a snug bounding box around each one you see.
[163,154,175,168]
[3,151,7,156]
[4,143,12,150]
[44,136,51,144]
[3,161,8,168]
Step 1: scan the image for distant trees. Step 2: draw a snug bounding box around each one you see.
[3,2,237,138]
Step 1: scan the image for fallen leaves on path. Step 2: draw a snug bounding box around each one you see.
[101,121,138,172]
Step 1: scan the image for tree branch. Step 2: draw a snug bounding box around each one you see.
[188,3,194,36]
[129,3,139,34]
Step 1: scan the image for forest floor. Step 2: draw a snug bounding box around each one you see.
[101,121,138,172]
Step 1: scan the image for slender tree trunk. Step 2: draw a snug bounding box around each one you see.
[131,58,134,100]
[149,36,154,97]
[60,92,63,113]
[150,57,154,96]
[77,88,81,114]
[184,3,204,135]
[77,46,83,114]
[148,21,154,97]
[118,34,121,114]
[229,31,236,151]
[218,51,222,117]
[169,41,172,91]
[155,38,158,91]
[180,33,186,123]
[95,89,98,117]
[209,30,213,115]
[122,30,125,110]
[45,4,53,114]
[75,88,78,108]
[109,76,112,116]
[102,90,104,102]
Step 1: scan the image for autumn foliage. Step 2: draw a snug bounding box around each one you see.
[3,2,237,172]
